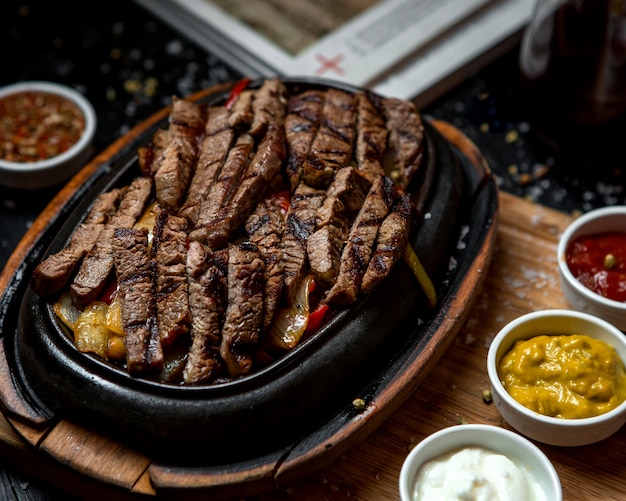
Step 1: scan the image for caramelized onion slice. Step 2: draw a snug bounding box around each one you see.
[265,275,314,351]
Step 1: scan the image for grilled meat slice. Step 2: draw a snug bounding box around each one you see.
[249,78,288,137]
[138,129,170,177]
[31,189,122,297]
[303,88,356,189]
[383,97,424,189]
[356,91,387,181]
[152,208,190,351]
[112,227,163,375]
[220,242,265,378]
[361,193,413,295]
[154,136,196,211]
[325,176,396,305]
[307,167,372,285]
[284,90,324,191]
[203,121,286,249]
[183,242,229,384]
[245,193,287,331]
[168,96,206,137]
[228,89,255,129]
[190,133,255,245]
[70,177,152,307]
[179,106,234,225]
[282,182,326,303]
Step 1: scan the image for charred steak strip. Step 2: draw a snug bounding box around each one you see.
[228,89,255,129]
[190,133,255,244]
[70,176,152,307]
[245,194,287,331]
[112,227,163,375]
[325,175,396,305]
[284,89,324,191]
[282,182,326,303]
[383,97,424,189]
[220,242,265,378]
[356,91,387,181]
[307,167,372,285]
[203,121,286,249]
[303,88,356,189]
[179,106,234,225]
[249,79,287,137]
[361,194,413,295]
[184,242,228,384]
[31,189,122,297]
[152,208,190,351]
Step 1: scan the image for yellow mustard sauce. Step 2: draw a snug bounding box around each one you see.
[498,334,626,419]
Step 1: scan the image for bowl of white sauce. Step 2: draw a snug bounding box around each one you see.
[399,423,561,501]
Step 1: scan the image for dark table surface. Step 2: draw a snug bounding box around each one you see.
[1,1,625,499]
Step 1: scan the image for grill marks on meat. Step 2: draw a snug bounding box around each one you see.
[184,242,228,384]
[325,175,397,305]
[307,167,372,286]
[245,194,287,331]
[282,183,326,303]
[154,98,205,210]
[356,91,387,181]
[303,88,356,189]
[202,121,286,249]
[179,106,234,226]
[112,227,163,375]
[383,97,424,189]
[220,243,265,378]
[284,90,324,191]
[70,176,152,307]
[361,194,413,295]
[152,208,190,351]
[31,189,122,297]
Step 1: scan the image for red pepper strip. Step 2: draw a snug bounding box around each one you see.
[224,77,252,110]
[98,280,118,305]
[306,304,329,333]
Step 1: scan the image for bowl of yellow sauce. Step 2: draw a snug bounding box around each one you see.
[487,309,626,446]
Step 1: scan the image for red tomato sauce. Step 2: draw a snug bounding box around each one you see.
[0,90,85,163]
[566,232,626,303]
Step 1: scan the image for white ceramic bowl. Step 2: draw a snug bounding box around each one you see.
[557,206,626,331]
[487,309,626,446]
[0,81,96,189]
[399,423,561,501]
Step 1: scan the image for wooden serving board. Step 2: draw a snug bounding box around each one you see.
[0,191,623,500]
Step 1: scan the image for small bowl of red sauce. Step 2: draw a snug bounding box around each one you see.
[0,81,96,190]
[557,206,626,331]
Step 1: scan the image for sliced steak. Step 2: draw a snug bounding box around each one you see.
[183,242,228,384]
[325,175,396,305]
[249,78,288,137]
[190,133,255,244]
[203,121,286,249]
[228,89,255,129]
[245,193,287,331]
[307,167,371,285]
[168,95,206,137]
[383,97,424,189]
[361,193,413,295]
[70,177,153,307]
[138,128,170,177]
[154,136,196,211]
[356,91,387,181]
[152,208,190,351]
[179,106,234,225]
[303,88,356,189]
[220,242,265,378]
[282,182,326,303]
[284,89,324,191]
[32,189,122,297]
[112,227,163,375]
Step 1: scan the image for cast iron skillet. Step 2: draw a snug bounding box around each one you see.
[0,78,498,497]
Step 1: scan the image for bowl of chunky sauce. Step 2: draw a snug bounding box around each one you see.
[399,424,561,501]
[0,81,96,189]
[557,206,626,330]
[487,309,626,446]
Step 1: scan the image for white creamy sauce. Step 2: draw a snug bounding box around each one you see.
[412,446,543,501]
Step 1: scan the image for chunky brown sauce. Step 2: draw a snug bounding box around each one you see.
[0,90,85,163]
